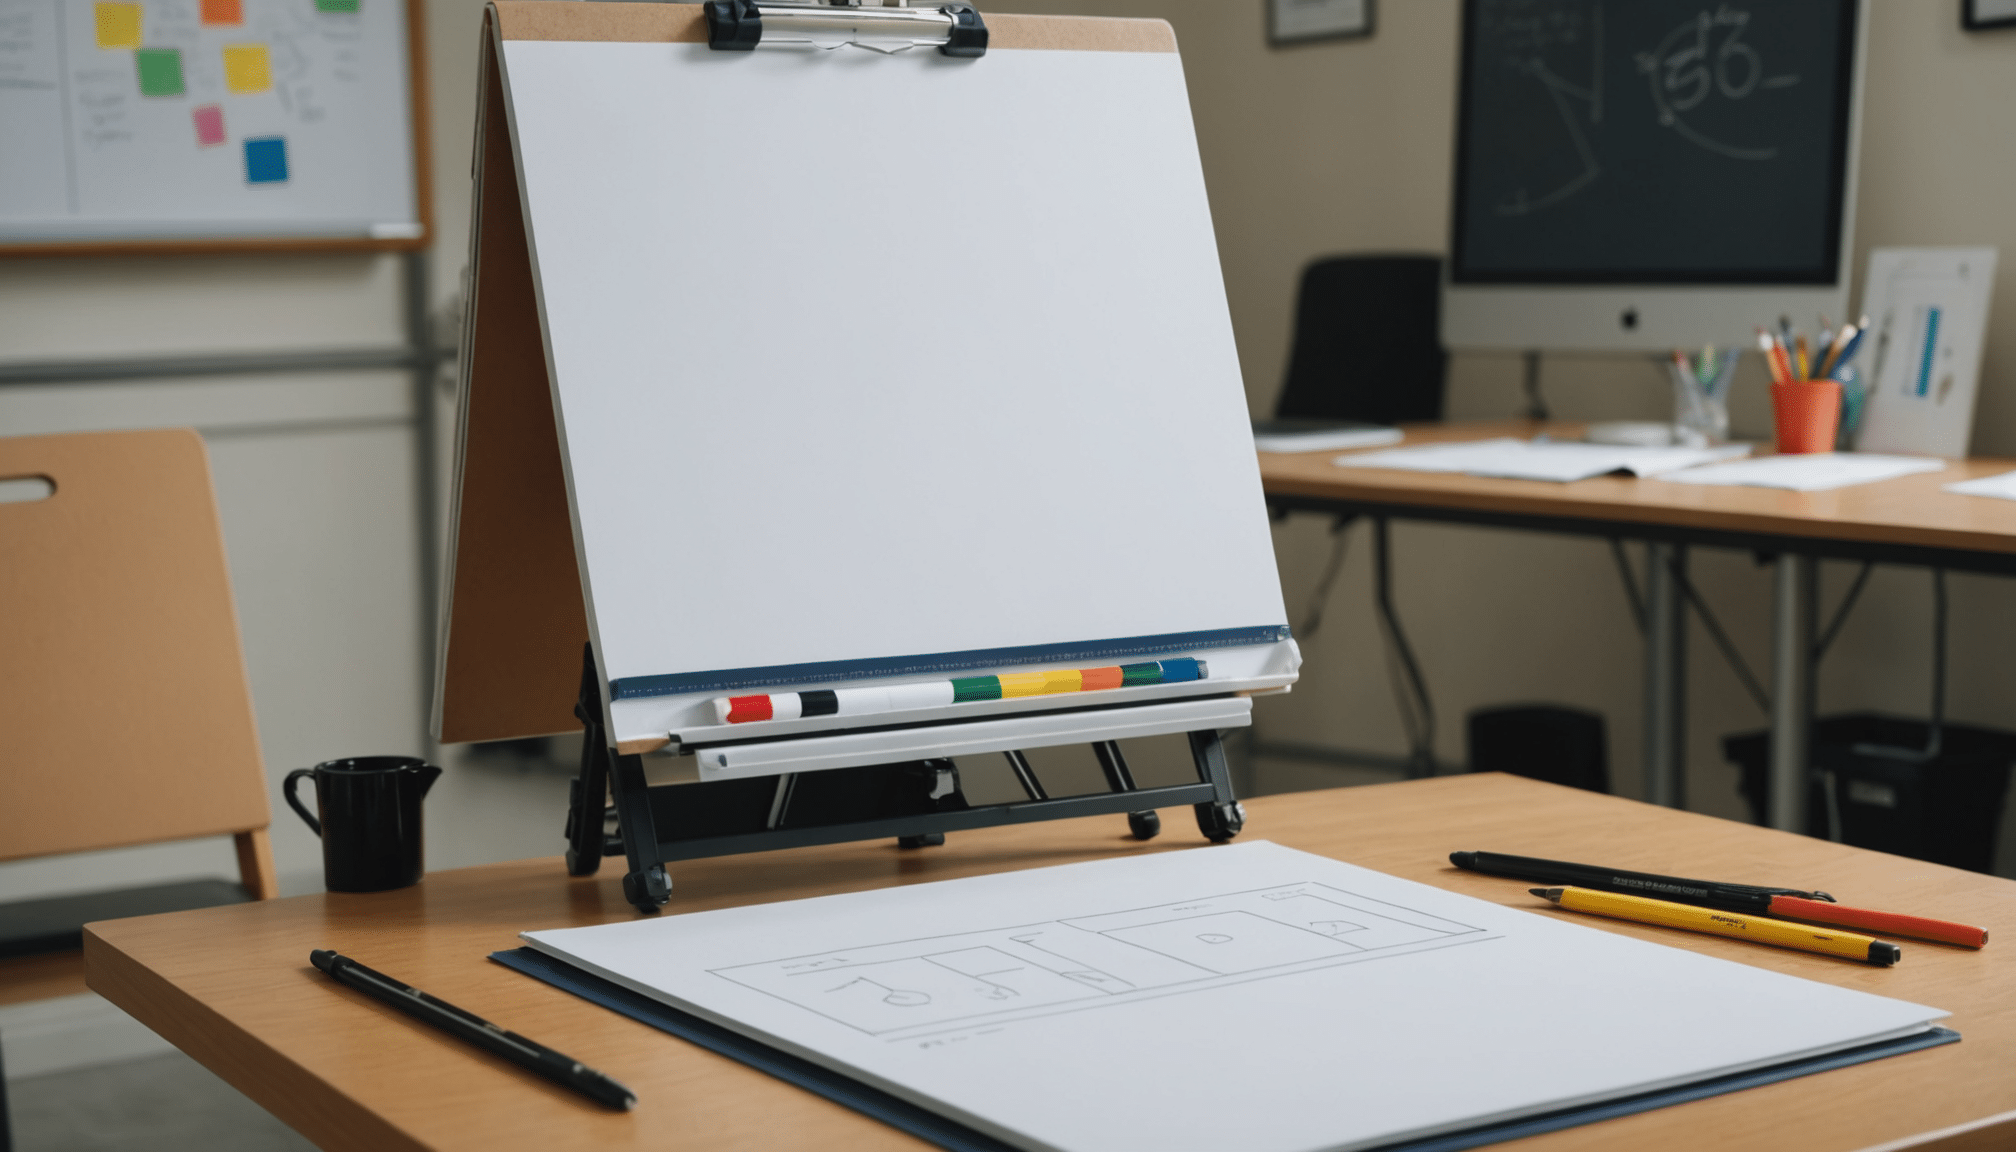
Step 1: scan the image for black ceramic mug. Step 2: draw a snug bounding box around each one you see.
[283,757,442,892]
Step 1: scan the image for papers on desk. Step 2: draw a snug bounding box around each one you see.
[1944,469,2016,501]
[1253,419,1404,453]
[1657,453,1946,492]
[523,842,1945,1152]
[1334,437,1750,483]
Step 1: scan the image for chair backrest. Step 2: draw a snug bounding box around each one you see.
[0,429,276,897]
[1274,254,1448,425]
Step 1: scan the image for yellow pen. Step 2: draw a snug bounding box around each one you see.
[1531,887,1901,966]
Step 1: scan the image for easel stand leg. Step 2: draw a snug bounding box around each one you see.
[562,643,671,909]
[1095,740,1161,840]
[610,752,671,911]
[563,645,614,877]
[1189,729,1245,842]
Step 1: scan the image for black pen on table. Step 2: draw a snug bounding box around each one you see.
[1448,850,1828,909]
[310,949,636,1110]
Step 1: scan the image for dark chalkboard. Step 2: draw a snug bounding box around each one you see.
[1450,0,1858,284]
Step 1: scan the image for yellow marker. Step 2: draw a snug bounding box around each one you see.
[95,2,143,49]
[1038,668,1082,694]
[995,672,1045,698]
[997,669,1086,697]
[1531,887,1901,966]
[223,41,271,93]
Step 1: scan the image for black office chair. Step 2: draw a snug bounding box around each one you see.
[1273,254,1447,425]
[1270,255,1450,778]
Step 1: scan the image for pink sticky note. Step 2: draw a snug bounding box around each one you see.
[193,104,226,148]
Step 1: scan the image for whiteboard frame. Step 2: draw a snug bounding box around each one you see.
[0,0,433,258]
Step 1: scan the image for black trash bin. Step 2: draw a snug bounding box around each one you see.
[1468,705,1609,793]
[1722,713,2016,873]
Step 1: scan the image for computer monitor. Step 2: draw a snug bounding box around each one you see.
[1442,0,1866,352]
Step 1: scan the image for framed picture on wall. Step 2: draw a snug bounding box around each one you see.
[1963,0,2016,29]
[1270,0,1374,46]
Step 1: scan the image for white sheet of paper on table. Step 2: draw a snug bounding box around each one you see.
[1943,469,2016,501]
[1658,453,1945,492]
[1254,426,1404,453]
[523,841,1944,1152]
[1333,438,1749,483]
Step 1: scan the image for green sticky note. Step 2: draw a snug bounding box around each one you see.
[135,47,185,97]
[314,0,359,12]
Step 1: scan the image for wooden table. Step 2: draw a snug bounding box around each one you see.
[1259,421,2016,825]
[87,775,2016,1151]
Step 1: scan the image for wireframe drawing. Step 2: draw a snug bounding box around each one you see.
[712,883,1491,1039]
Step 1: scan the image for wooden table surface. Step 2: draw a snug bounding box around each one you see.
[1259,421,2016,556]
[87,774,2016,1152]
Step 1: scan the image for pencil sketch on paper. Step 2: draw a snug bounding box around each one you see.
[709,883,1492,1041]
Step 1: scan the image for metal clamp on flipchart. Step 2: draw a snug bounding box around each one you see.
[705,0,988,56]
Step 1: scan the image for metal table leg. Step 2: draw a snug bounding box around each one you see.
[1642,542,1688,808]
[1768,554,1818,832]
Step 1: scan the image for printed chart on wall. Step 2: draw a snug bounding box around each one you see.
[0,0,423,249]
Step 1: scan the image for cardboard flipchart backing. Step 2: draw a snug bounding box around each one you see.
[441,4,1290,746]
[0,429,271,859]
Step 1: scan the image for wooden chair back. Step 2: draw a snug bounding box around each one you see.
[0,429,278,924]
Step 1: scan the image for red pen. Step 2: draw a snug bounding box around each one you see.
[1766,895,1988,949]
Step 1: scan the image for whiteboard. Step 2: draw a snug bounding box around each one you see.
[0,0,423,247]
[498,37,1292,739]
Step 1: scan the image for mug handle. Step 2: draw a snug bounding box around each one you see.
[283,769,322,837]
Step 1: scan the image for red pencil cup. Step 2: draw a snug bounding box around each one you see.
[1771,381,1842,454]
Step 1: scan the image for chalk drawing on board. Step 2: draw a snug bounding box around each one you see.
[710,882,1491,1040]
[1632,6,1800,162]
[1485,3,1604,217]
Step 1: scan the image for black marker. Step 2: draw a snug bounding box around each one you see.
[1448,850,1834,911]
[309,949,635,1110]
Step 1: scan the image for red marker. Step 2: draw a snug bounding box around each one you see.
[1452,851,1988,949]
[1766,895,1987,950]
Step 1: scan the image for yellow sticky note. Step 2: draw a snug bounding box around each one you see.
[222,41,271,94]
[95,2,142,49]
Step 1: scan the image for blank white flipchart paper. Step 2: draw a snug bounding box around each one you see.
[525,842,1946,1152]
[499,39,1288,687]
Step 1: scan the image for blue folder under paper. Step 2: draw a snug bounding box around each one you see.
[491,947,1958,1151]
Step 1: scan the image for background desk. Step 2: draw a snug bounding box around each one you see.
[1259,421,2016,827]
[86,775,2016,1152]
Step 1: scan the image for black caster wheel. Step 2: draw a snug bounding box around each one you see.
[621,865,671,913]
[898,832,946,849]
[1194,799,1246,843]
[1127,810,1162,840]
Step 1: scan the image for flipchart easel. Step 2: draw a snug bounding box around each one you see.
[438,1,1300,914]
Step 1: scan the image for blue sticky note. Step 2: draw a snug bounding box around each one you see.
[243,136,288,184]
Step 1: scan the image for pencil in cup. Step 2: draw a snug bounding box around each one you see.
[1531,886,1901,965]
[714,657,1207,724]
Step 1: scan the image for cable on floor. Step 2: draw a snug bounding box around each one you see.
[1813,561,1875,661]
[1608,538,1647,634]
[1660,549,1773,714]
[1373,517,1437,778]
[1296,514,1357,643]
